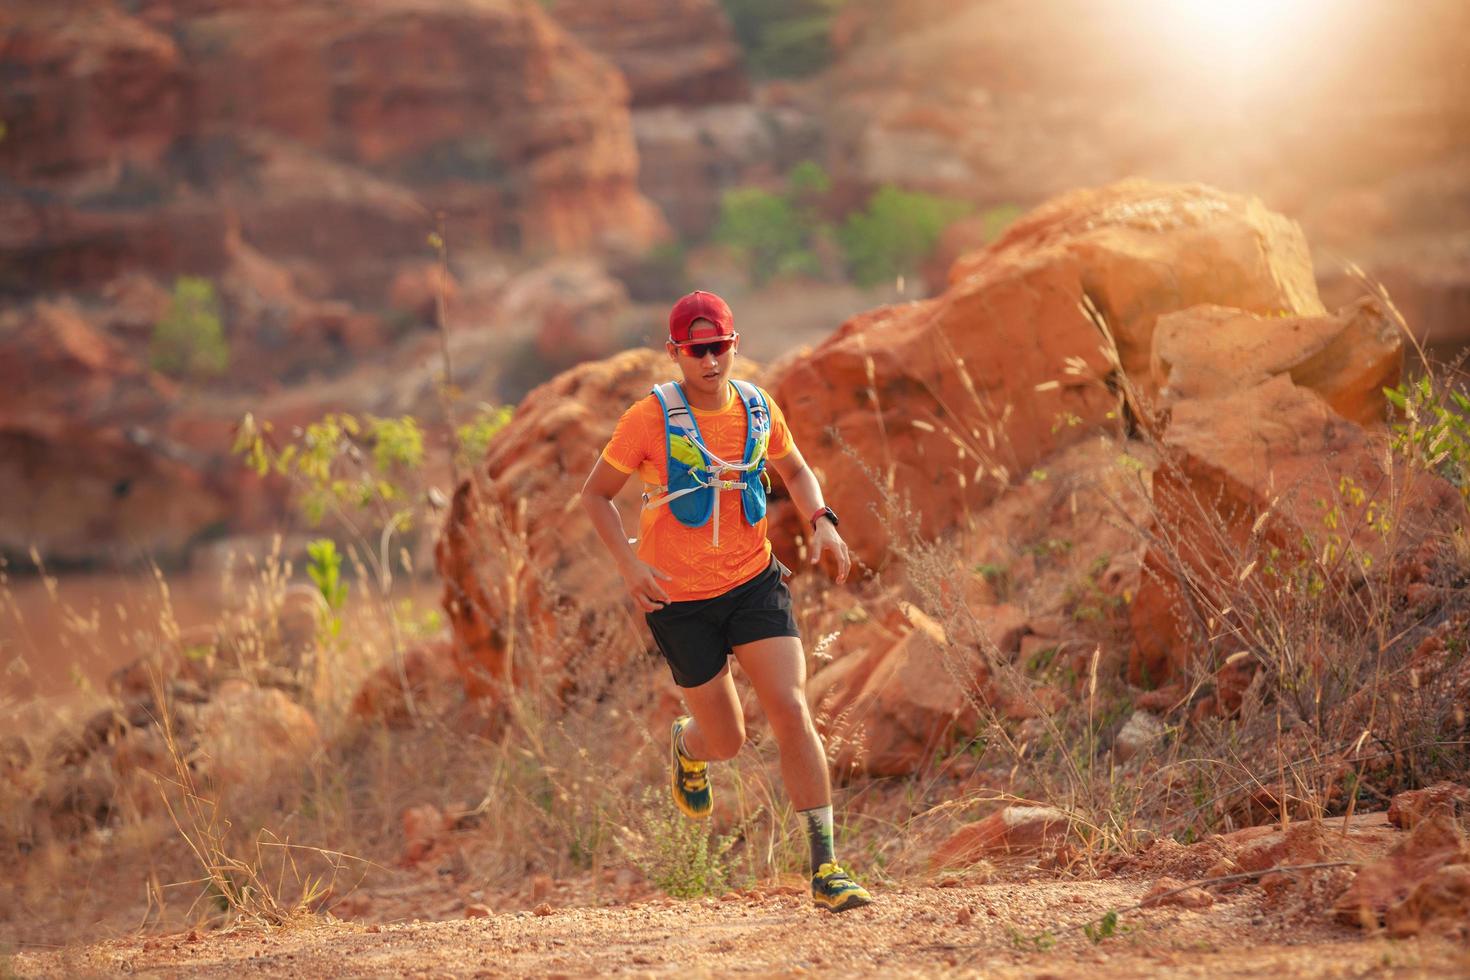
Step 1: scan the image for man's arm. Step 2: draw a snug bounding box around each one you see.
[768,446,851,584]
[580,457,673,611]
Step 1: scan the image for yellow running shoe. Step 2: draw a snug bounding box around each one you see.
[670,716,711,819]
[811,862,872,912]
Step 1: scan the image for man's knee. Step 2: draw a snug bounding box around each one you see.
[764,692,813,740]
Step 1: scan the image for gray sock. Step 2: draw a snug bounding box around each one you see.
[798,804,836,874]
[676,728,700,763]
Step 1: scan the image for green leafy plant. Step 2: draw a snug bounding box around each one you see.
[621,788,734,898]
[233,411,429,526]
[713,161,837,284]
[394,597,444,641]
[715,187,817,284]
[1009,927,1057,952]
[307,537,348,641]
[719,0,850,79]
[1083,909,1119,944]
[786,159,831,199]
[838,186,972,286]
[1385,376,1470,500]
[151,276,229,378]
[455,404,514,471]
[306,538,348,610]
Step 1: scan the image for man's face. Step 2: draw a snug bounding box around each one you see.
[667,317,738,396]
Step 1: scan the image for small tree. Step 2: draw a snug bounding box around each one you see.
[838,186,972,287]
[720,0,849,79]
[151,276,229,378]
[715,187,813,284]
[714,161,835,284]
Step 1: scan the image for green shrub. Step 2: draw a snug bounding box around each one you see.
[715,187,812,284]
[306,537,348,641]
[1385,376,1470,501]
[714,163,838,285]
[456,404,514,471]
[233,411,431,526]
[720,0,850,79]
[786,159,831,199]
[151,276,228,378]
[621,789,733,898]
[838,186,972,287]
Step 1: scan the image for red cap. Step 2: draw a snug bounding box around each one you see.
[667,290,734,343]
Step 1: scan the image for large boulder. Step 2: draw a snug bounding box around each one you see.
[1150,298,1403,427]
[490,258,634,400]
[172,0,667,256]
[810,603,1026,778]
[766,180,1323,565]
[35,654,320,836]
[1129,373,1463,688]
[190,679,319,802]
[1388,782,1470,830]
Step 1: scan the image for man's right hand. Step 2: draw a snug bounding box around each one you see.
[620,559,674,612]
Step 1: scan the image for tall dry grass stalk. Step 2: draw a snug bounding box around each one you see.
[147,665,363,925]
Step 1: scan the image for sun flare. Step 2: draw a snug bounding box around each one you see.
[1145,0,1327,59]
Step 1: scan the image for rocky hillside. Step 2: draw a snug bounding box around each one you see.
[0,0,682,564]
[1,0,664,300]
[439,178,1466,780]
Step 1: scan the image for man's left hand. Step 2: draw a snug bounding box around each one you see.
[809,519,851,584]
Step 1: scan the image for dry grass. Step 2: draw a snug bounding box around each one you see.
[839,285,1470,870]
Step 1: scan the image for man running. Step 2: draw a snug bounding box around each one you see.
[580,290,872,912]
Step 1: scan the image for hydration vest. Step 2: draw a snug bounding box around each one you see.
[642,380,771,547]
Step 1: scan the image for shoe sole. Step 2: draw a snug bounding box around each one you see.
[813,891,872,913]
[670,719,711,820]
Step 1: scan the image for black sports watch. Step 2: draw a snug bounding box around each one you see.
[810,506,839,530]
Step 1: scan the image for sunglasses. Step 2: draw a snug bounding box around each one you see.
[674,336,736,358]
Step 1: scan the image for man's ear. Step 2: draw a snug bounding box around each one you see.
[665,341,679,362]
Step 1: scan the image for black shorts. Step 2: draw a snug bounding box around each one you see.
[645,557,800,688]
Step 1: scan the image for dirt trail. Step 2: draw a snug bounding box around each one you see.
[14,877,1467,978]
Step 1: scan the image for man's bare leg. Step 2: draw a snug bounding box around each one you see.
[730,635,828,808]
[733,634,871,910]
[676,662,745,761]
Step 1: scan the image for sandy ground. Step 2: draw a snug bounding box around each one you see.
[13,876,1469,979]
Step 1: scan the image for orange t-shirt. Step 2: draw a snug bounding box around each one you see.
[601,382,793,601]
